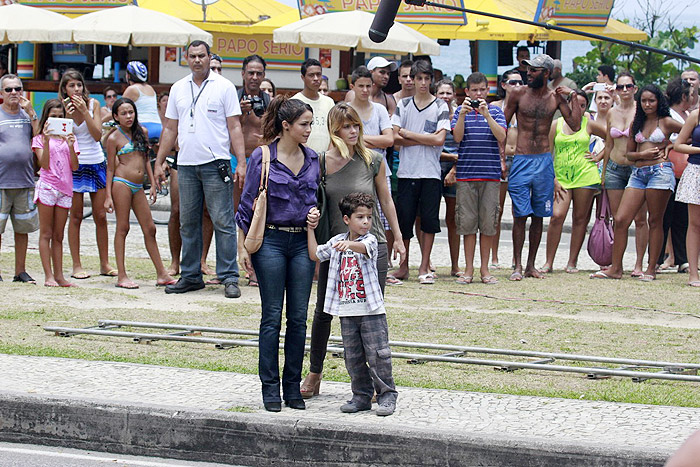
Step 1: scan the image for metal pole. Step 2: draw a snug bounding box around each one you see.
[95,320,700,370]
[42,326,700,382]
[404,0,700,65]
[201,0,206,22]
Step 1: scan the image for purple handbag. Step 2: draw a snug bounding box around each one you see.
[587,189,615,267]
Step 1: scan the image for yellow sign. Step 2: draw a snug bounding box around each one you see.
[18,0,130,13]
[298,0,466,25]
[181,34,306,72]
[534,0,613,26]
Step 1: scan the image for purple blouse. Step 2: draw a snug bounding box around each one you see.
[236,139,319,235]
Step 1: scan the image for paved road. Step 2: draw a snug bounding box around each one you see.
[0,442,244,467]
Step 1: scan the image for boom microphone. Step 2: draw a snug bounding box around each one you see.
[369,0,402,43]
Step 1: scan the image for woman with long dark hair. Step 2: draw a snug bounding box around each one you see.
[236,96,318,412]
[591,84,683,280]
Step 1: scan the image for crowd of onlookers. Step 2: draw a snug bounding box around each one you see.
[1,43,699,415]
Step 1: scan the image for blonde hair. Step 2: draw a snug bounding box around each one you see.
[327,103,373,166]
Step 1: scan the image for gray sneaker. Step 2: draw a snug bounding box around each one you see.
[340,400,371,413]
[376,400,396,416]
[224,282,241,298]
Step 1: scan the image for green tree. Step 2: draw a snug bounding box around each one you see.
[568,0,699,88]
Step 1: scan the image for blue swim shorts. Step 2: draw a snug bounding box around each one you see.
[627,162,676,192]
[508,153,554,218]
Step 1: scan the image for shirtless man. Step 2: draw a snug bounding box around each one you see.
[393,60,415,102]
[504,54,582,280]
[345,56,396,116]
[236,54,269,286]
[681,68,699,111]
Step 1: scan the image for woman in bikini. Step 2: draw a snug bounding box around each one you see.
[592,84,683,280]
[598,72,648,277]
[104,98,175,289]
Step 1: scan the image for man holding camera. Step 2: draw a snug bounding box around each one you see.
[154,41,246,298]
[238,55,269,157]
[445,72,506,285]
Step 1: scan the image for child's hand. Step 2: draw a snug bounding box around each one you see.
[149,185,157,204]
[104,197,114,214]
[307,207,320,230]
[332,240,351,252]
[65,133,76,146]
[42,121,51,140]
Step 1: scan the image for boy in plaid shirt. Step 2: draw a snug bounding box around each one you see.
[307,192,398,416]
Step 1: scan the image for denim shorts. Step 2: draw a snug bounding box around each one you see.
[604,160,633,190]
[627,162,676,191]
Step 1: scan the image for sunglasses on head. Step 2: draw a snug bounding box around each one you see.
[3,86,22,93]
[506,79,523,85]
[616,83,635,90]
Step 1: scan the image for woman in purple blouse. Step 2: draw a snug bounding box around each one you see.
[236,96,319,412]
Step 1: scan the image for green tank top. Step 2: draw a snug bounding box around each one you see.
[553,116,601,189]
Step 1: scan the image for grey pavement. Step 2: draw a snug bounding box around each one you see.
[0,354,696,465]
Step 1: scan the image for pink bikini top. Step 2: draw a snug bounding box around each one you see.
[610,127,629,139]
[634,126,666,144]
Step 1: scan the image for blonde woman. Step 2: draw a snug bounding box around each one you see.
[301,103,405,399]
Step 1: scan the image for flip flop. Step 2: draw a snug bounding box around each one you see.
[455,275,473,284]
[630,271,643,278]
[44,281,60,287]
[451,271,464,278]
[688,281,700,287]
[509,271,523,281]
[386,275,403,286]
[70,271,91,280]
[590,270,618,280]
[60,282,78,288]
[418,273,435,285]
[13,272,36,284]
[540,266,553,274]
[565,266,579,274]
[489,263,501,270]
[116,281,139,289]
[481,275,498,285]
[248,278,259,287]
[638,274,655,282]
[156,279,178,287]
[100,269,118,277]
[205,277,222,285]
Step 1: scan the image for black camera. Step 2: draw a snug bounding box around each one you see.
[249,95,266,117]
[470,99,481,108]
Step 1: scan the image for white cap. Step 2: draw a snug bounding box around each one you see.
[367,56,398,72]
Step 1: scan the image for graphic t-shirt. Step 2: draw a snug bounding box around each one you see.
[0,107,34,189]
[337,250,369,315]
[292,92,335,154]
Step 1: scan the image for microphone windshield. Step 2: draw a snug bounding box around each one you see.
[369,0,402,43]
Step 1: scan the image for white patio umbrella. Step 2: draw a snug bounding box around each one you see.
[273,10,440,56]
[69,5,212,47]
[0,3,72,44]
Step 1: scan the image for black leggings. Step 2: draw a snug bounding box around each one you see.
[308,242,388,374]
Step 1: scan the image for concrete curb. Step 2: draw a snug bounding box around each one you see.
[0,392,668,466]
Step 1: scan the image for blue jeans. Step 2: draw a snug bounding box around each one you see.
[251,228,315,403]
[177,161,238,285]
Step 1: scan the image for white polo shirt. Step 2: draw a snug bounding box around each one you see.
[165,71,241,166]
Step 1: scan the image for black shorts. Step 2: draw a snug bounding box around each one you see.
[396,178,442,239]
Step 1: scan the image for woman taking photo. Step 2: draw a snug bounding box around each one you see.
[59,69,116,279]
[236,96,318,412]
[301,103,405,400]
[592,84,683,280]
[541,90,606,273]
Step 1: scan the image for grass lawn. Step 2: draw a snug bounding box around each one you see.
[2,252,699,407]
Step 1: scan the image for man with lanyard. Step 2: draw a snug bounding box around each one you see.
[0,74,39,283]
[154,40,246,298]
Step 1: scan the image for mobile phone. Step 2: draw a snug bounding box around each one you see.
[593,83,606,92]
[216,159,231,184]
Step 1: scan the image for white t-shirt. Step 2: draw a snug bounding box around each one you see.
[292,92,335,154]
[361,102,393,177]
[165,71,241,166]
[391,96,451,180]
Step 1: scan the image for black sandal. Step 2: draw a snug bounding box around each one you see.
[13,272,36,283]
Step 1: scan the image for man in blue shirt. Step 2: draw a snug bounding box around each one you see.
[446,72,506,285]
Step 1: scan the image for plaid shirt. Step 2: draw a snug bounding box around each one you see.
[316,232,385,317]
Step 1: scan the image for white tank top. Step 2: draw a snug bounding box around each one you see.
[74,99,105,165]
[134,86,160,124]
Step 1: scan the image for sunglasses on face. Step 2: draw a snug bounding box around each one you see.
[106,94,116,99]
[3,87,22,93]
[506,79,523,85]
[616,83,635,90]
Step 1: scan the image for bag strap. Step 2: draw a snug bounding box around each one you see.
[600,189,611,220]
[319,151,326,184]
[259,145,270,193]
